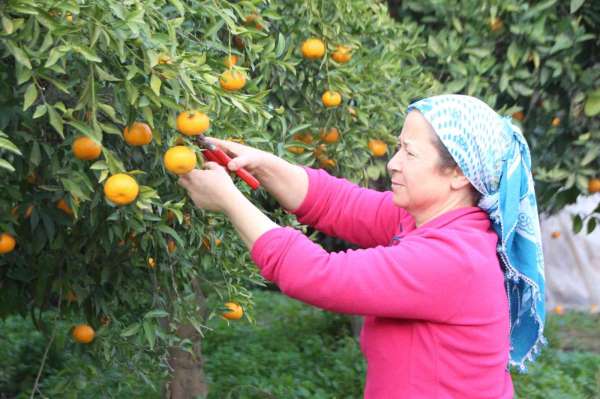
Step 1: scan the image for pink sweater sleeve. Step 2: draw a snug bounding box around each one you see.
[289,167,413,248]
[250,226,472,321]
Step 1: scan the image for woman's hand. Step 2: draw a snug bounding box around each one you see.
[177,162,239,213]
[204,136,277,178]
[203,136,309,212]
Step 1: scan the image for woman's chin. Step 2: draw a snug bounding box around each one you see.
[391,193,408,208]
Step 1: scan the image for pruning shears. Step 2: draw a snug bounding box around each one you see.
[195,135,261,190]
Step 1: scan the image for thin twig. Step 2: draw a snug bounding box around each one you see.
[30,259,64,399]
[29,310,58,399]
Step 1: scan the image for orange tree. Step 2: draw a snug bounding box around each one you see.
[0,0,432,396]
[392,0,600,233]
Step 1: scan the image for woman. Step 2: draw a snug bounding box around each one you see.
[178,95,546,398]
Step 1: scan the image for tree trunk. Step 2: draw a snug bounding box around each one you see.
[164,279,209,399]
[387,0,402,21]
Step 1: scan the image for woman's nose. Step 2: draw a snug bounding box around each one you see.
[387,152,402,173]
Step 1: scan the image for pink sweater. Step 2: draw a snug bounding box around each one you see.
[250,167,513,398]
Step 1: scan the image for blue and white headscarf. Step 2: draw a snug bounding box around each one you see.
[407,94,546,372]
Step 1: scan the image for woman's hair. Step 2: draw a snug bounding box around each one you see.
[430,133,482,205]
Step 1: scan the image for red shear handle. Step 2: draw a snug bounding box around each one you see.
[203,148,261,190]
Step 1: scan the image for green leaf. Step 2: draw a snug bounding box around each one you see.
[16,63,32,84]
[0,137,22,156]
[506,42,520,68]
[169,0,185,16]
[47,105,64,138]
[157,225,184,247]
[97,103,120,123]
[499,74,510,92]
[109,3,126,20]
[33,104,47,119]
[275,33,286,58]
[72,45,102,63]
[570,0,586,13]
[4,40,31,69]
[66,121,95,138]
[23,83,38,111]
[2,16,14,34]
[0,159,15,172]
[99,122,122,136]
[103,150,126,174]
[95,65,121,82]
[427,35,443,57]
[550,34,572,55]
[144,309,169,319]
[464,48,490,58]
[581,145,599,166]
[125,81,139,105]
[512,82,534,96]
[229,97,247,114]
[446,79,466,93]
[120,323,141,337]
[143,321,156,350]
[366,164,381,180]
[584,89,600,117]
[150,73,161,96]
[61,177,90,201]
[89,160,108,170]
[38,73,70,94]
[141,107,154,128]
[289,124,312,135]
[30,141,41,166]
[44,47,64,68]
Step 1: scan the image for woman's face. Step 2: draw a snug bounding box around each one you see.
[386,111,457,214]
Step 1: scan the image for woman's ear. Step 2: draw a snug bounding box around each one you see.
[450,168,472,190]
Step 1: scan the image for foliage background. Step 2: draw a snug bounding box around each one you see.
[1,291,599,398]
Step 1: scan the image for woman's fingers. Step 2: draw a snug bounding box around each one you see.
[177,172,192,188]
[204,136,244,157]
[227,155,253,171]
[203,137,269,173]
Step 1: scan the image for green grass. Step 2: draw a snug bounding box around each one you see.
[203,291,365,399]
[0,291,598,398]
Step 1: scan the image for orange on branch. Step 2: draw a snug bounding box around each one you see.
[103,174,139,206]
[322,91,342,108]
[588,178,600,193]
[72,324,95,344]
[219,70,246,91]
[176,111,210,136]
[164,146,197,175]
[0,233,16,254]
[224,54,239,68]
[57,199,74,216]
[222,302,243,320]
[320,128,340,144]
[72,136,102,160]
[167,239,177,254]
[332,45,352,63]
[123,122,153,146]
[368,139,388,157]
[301,38,325,60]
